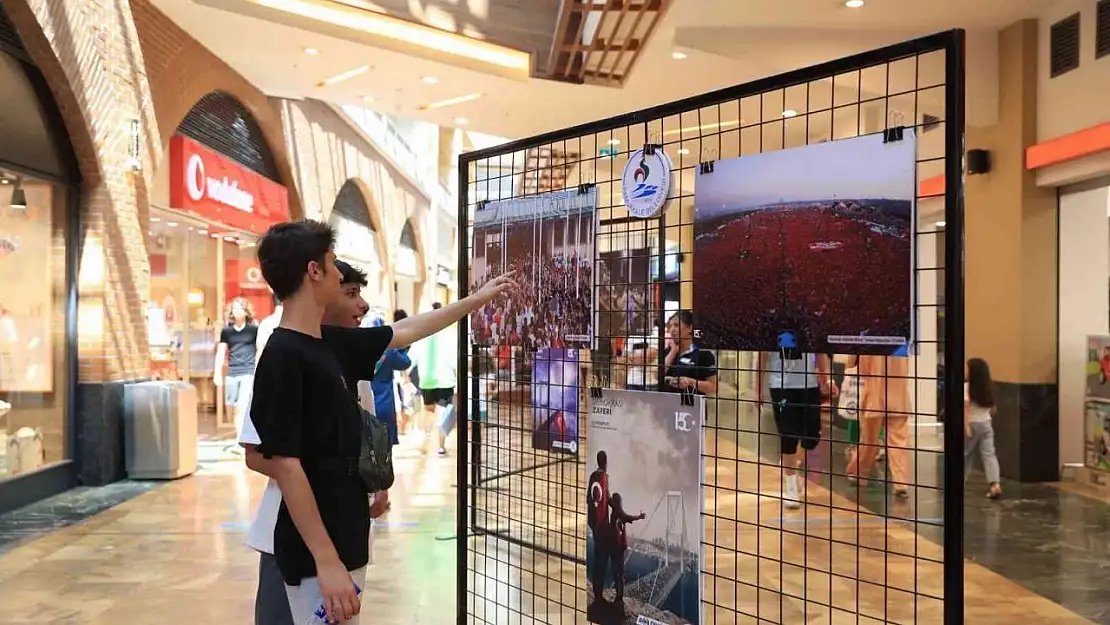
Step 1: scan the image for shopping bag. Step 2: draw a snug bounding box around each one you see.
[437,403,457,436]
[837,367,861,422]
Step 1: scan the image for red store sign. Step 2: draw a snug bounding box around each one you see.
[168,135,290,234]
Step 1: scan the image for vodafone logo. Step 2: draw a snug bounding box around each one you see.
[245,266,263,283]
[183,151,256,214]
[186,154,206,202]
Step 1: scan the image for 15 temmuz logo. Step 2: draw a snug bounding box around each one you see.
[674,411,696,433]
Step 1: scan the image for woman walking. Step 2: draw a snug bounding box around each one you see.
[965,357,1002,499]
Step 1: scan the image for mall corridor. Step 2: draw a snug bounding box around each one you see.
[0,436,456,624]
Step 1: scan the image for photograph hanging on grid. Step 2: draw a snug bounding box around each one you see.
[597,249,653,344]
[1085,400,1110,472]
[693,131,917,355]
[586,389,703,625]
[531,347,580,454]
[469,188,597,379]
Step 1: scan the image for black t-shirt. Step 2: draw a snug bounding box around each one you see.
[221,324,259,376]
[250,325,393,585]
[660,345,717,394]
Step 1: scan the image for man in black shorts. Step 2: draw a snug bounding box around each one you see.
[411,302,457,455]
[248,221,514,623]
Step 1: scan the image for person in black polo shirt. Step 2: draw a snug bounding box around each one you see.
[660,310,718,395]
[250,220,516,624]
[215,297,259,440]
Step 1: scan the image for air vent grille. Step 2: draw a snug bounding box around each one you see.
[176,91,280,182]
[1097,0,1110,59]
[1050,13,1081,77]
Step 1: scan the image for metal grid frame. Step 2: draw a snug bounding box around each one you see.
[457,30,966,625]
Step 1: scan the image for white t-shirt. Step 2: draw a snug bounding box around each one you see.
[963,383,992,422]
[766,352,820,389]
[240,335,376,557]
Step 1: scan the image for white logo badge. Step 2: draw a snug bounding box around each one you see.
[185,154,205,202]
[621,147,673,219]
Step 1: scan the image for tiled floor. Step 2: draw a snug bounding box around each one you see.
[0,420,1102,624]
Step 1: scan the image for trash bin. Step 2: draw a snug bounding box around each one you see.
[124,381,198,479]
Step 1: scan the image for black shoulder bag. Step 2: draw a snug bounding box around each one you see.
[358,407,395,493]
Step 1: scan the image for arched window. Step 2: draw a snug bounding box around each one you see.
[400,219,418,250]
[330,180,380,266]
[176,91,279,181]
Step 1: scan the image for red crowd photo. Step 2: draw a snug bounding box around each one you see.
[693,133,917,355]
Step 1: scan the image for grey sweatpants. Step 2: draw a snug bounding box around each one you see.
[257,553,295,625]
[964,420,1001,485]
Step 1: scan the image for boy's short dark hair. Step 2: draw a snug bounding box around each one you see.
[257,220,335,300]
[334,260,368,287]
[393,309,408,322]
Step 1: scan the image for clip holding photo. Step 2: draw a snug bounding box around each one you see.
[578,182,596,195]
[883,126,905,143]
[681,392,695,407]
[643,143,659,156]
[699,160,715,175]
[590,387,604,399]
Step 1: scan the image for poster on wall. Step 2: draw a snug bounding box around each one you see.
[1084,335,1110,403]
[586,389,703,625]
[0,188,53,393]
[470,188,597,357]
[597,249,652,343]
[531,348,580,454]
[693,131,917,355]
[1085,400,1110,472]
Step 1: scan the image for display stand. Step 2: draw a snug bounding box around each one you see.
[456,30,966,625]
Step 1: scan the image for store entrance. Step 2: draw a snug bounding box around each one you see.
[147,208,273,460]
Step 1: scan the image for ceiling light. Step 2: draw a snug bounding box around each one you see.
[151,216,161,222]
[845,0,865,7]
[241,0,531,80]
[607,139,621,145]
[318,64,370,87]
[165,221,178,228]
[663,120,739,136]
[420,92,483,110]
[677,148,691,155]
[782,109,799,118]
[361,95,375,102]
[304,47,319,55]
[455,117,469,126]
[671,51,687,60]
[935,220,946,228]
[422,76,439,85]
[0,178,8,185]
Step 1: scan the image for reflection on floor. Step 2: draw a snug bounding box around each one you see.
[0,415,1107,623]
[0,430,457,624]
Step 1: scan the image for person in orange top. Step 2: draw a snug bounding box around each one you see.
[846,354,912,497]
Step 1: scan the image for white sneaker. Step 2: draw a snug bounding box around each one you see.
[784,474,801,510]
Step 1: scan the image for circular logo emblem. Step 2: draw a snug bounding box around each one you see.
[621,148,673,219]
[185,154,206,201]
[245,266,263,283]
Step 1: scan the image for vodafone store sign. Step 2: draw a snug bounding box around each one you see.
[169,135,290,233]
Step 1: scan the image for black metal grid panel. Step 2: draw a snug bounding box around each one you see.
[457,30,965,625]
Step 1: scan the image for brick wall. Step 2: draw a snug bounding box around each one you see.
[279,98,437,313]
[4,0,300,385]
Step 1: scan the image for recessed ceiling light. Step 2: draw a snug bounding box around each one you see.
[782,109,799,118]
[165,221,178,228]
[455,117,469,126]
[935,220,946,227]
[362,95,375,102]
[607,139,620,145]
[0,179,9,185]
[677,148,691,155]
[318,64,370,87]
[304,47,319,55]
[845,0,865,7]
[420,92,483,110]
[422,76,439,84]
[672,51,688,60]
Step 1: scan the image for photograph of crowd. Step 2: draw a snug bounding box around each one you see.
[693,132,916,355]
[531,347,580,454]
[587,389,703,625]
[470,189,596,359]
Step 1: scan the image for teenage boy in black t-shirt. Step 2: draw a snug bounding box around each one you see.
[250,220,515,624]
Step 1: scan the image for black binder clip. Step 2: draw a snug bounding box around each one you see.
[477,199,491,210]
[590,387,604,399]
[699,160,715,175]
[681,391,695,407]
[578,182,596,195]
[883,126,905,144]
[643,143,659,156]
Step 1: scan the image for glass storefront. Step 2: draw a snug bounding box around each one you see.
[0,169,70,479]
[146,207,273,439]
